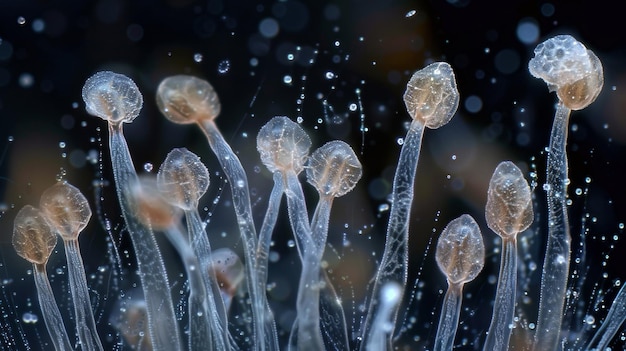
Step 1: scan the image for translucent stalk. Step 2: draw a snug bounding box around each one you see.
[361,118,425,349]
[109,123,182,351]
[584,284,626,351]
[162,223,213,351]
[433,282,463,351]
[310,196,332,255]
[257,172,285,290]
[197,119,267,350]
[534,102,571,350]
[34,263,74,351]
[528,35,603,350]
[185,210,233,350]
[282,170,324,351]
[361,62,459,349]
[63,239,104,351]
[483,237,517,351]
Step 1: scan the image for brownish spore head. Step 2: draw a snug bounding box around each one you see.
[485,161,533,238]
[131,176,180,230]
[403,62,460,129]
[435,214,485,285]
[40,181,92,241]
[156,75,221,124]
[12,205,58,265]
[528,35,603,110]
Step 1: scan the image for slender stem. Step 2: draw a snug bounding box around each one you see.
[186,210,231,350]
[534,102,572,351]
[162,224,213,351]
[310,195,333,257]
[433,282,464,351]
[33,263,73,351]
[284,171,324,351]
[483,237,517,351]
[361,119,425,349]
[254,172,283,351]
[64,239,104,351]
[257,172,285,287]
[584,284,626,351]
[108,123,182,351]
[197,119,265,351]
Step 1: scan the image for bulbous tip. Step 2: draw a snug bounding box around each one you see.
[485,161,533,238]
[156,75,221,124]
[306,140,362,198]
[12,205,57,265]
[256,116,311,175]
[157,147,210,211]
[403,61,460,129]
[435,214,485,285]
[529,35,603,110]
[82,71,144,124]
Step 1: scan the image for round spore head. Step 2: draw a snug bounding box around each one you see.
[157,148,210,210]
[306,140,362,198]
[257,116,311,175]
[485,161,533,238]
[156,75,221,124]
[529,35,603,110]
[39,182,92,241]
[82,71,144,124]
[131,176,180,230]
[403,62,460,128]
[435,214,485,285]
[12,205,58,265]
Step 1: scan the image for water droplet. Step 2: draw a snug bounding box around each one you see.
[405,10,417,17]
[217,59,231,74]
[17,16,26,25]
[144,163,153,172]
[194,53,203,63]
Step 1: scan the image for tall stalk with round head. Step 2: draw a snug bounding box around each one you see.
[82,71,182,351]
[361,62,459,350]
[528,35,603,351]
[482,161,533,351]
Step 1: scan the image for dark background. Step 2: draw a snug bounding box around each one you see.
[1,0,626,350]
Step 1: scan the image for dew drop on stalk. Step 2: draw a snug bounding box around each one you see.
[12,205,73,351]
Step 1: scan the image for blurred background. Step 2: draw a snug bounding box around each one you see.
[1,0,626,349]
